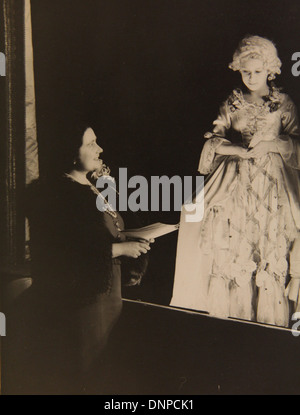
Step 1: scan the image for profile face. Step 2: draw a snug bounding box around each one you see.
[239,58,269,93]
[78,127,103,172]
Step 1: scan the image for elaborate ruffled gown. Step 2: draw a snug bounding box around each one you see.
[170,87,300,327]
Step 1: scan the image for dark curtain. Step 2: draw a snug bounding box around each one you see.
[1,0,26,270]
[0,0,26,396]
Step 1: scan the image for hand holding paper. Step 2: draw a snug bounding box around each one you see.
[122,222,179,241]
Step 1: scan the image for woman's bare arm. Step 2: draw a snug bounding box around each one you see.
[215,143,250,158]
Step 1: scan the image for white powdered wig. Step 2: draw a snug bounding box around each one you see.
[229,35,282,80]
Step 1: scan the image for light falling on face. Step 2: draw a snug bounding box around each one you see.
[239,58,269,94]
[78,127,103,172]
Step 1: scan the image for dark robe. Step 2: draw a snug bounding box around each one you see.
[4,175,145,394]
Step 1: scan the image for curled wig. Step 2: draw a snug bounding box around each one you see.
[229,35,282,79]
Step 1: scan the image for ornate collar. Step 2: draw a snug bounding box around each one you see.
[228,85,282,113]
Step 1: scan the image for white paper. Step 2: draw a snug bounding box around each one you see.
[122,222,179,240]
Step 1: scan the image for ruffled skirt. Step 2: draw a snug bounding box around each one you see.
[170,153,300,327]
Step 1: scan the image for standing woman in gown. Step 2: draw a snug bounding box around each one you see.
[170,35,300,327]
[5,124,152,394]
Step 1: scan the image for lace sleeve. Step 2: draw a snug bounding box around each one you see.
[198,100,232,175]
[275,95,300,169]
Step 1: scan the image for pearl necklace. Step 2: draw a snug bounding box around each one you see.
[64,173,118,219]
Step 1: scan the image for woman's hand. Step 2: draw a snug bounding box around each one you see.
[235,146,252,159]
[216,143,253,159]
[112,241,151,259]
[246,141,278,158]
[216,143,248,157]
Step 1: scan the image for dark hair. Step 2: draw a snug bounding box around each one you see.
[56,121,93,175]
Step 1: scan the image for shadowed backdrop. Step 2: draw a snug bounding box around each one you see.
[30,0,300,305]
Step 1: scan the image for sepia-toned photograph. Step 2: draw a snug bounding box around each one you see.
[1,0,300,397]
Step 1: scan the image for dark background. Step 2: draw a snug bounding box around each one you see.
[30,0,300,305]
